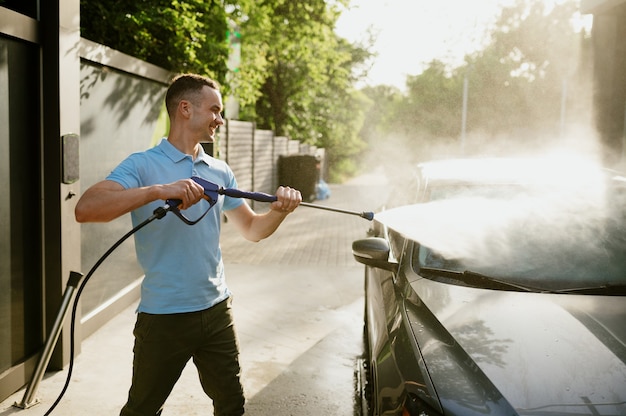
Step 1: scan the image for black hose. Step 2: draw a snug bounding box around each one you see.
[43,204,175,415]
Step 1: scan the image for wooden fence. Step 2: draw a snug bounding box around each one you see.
[217,119,325,206]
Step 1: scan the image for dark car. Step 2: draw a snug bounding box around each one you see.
[353,158,626,416]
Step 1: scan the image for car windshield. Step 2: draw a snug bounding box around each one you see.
[384,175,626,292]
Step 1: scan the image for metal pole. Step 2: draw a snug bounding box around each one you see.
[299,202,374,220]
[14,271,84,409]
[461,73,469,155]
[560,79,568,138]
[622,102,626,164]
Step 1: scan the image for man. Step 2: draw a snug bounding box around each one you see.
[75,74,302,416]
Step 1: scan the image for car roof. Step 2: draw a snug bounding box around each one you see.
[417,157,621,188]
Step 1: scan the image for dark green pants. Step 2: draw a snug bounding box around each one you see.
[120,298,245,416]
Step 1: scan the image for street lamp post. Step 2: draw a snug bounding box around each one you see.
[461,71,469,155]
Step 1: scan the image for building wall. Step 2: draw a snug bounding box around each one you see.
[78,49,170,327]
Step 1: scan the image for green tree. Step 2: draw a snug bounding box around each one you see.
[237,0,373,180]
[81,0,230,83]
[375,0,590,159]
[464,0,589,139]
[223,0,273,109]
[358,85,404,145]
[81,0,374,180]
[399,61,464,139]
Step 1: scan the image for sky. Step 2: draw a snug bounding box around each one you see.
[334,0,589,91]
[334,0,511,90]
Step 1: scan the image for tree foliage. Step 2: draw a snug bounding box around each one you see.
[80,0,230,82]
[459,0,589,138]
[80,0,373,181]
[80,0,587,180]
[234,0,372,180]
[364,0,592,166]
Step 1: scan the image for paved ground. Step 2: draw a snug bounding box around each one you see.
[1,170,388,416]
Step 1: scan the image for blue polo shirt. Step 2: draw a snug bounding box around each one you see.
[106,138,244,314]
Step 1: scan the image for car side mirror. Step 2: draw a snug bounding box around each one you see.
[352,237,398,272]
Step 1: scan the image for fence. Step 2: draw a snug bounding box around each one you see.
[218,120,325,208]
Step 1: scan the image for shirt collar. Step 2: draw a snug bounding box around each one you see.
[158,138,212,166]
[195,144,213,166]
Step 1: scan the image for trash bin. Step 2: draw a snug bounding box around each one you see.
[279,155,318,202]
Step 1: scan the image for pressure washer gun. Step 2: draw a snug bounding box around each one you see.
[166,176,374,223]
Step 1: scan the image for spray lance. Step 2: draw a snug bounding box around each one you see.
[18,176,373,415]
[168,176,375,223]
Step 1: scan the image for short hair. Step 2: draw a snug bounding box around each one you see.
[165,74,220,117]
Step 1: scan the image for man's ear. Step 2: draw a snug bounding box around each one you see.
[178,100,192,119]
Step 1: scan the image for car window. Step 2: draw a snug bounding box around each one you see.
[411,178,626,292]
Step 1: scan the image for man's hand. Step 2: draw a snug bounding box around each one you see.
[164,178,206,210]
[270,186,302,213]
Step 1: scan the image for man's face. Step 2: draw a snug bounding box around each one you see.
[190,86,224,142]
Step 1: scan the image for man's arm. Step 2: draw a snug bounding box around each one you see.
[75,178,206,223]
[224,186,301,242]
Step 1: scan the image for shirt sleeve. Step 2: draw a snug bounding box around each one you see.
[105,154,142,190]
